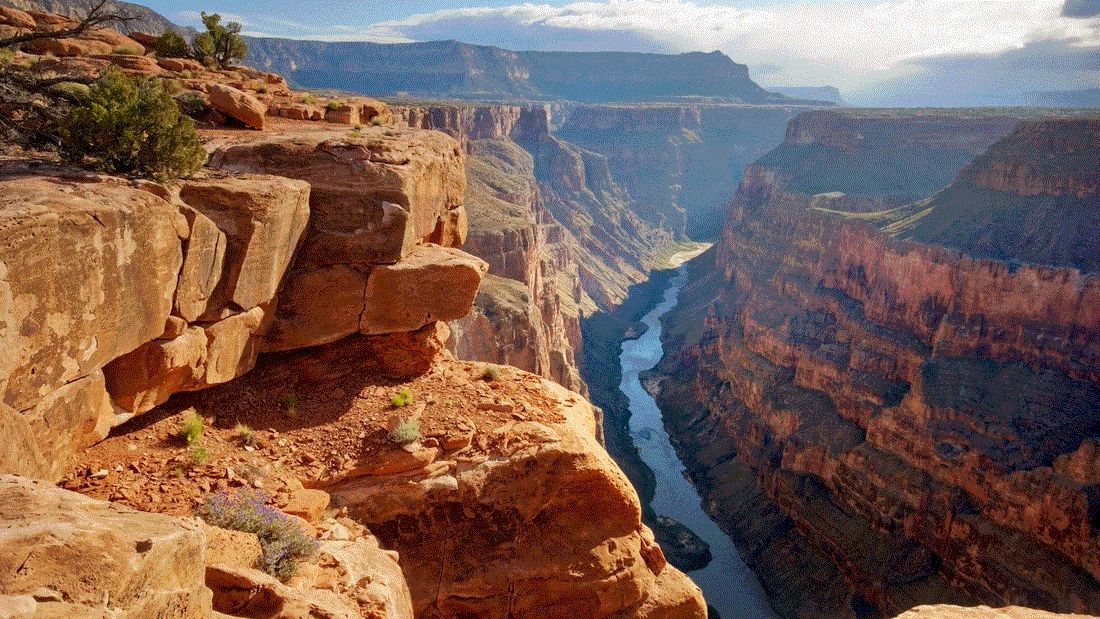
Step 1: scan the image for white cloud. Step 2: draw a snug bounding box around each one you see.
[351,0,1099,97]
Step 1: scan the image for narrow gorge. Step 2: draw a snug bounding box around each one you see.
[2,6,1099,618]
[653,111,1100,618]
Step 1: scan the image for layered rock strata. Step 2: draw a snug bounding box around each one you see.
[556,104,812,239]
[393,104,675,394]
[0,125,484,482]
[655,115,1100,617]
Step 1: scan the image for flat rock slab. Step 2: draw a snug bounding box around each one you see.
[0,475,211,618]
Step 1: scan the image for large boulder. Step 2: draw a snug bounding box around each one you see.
[208,129,467,267]
[0,475,212,619]
[103,305,267,414]
[263,244,487,352]
[0,176,183,479]
[207,83,267,130]
[177,174,310,320]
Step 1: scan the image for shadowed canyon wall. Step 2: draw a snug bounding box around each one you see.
[394,104,677,395]
[556,104,814,239]
[655,112,1100,618]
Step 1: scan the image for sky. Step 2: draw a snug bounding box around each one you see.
[153,0,1100,106]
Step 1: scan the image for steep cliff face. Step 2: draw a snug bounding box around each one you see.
[1,111,706,619]
[556,104,817,239]
[889,119,1100,273]
[656,115,1100,618]
[243,40,774,104]
[393,104,674,394]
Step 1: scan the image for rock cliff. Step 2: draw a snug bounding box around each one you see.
[393,104,676,395]
[556,104,812,239]
[0,78,704,617]
[655,113,1100,618]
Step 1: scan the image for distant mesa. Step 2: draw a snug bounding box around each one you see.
[766,85,846,106]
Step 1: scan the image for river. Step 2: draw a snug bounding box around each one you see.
[618,264,779,619]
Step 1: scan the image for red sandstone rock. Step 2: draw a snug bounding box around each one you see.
[207,83,266,130]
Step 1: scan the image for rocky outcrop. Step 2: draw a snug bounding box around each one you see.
[391,104,675,394]
[889,119,1100,272]
[1,123,484,481]
[655,114,1100,617]
[207,83,267,130]
[556,104,812,239]
[207,128,482,353]
[0,474,212,619]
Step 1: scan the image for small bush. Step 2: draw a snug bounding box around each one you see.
[197,490,318,580]
[233,422,256,447]
[349,129,361,138]
[352,123,362,130]
[188,444,209,466]
[255,85,267,94]
[47,81,90,100]
[279,393,298,418]
[174,90,208,117]
[60,67,205,182]
[179,69,192,79]
[389,418,420,445]
[369,116,385,126]
[325,100,340,111]
[390,388,411,408]
[154,29,190,58]
[300,94,315,104]
[113,46,140,55]
[481,365,500,381]
[178,411,203,445]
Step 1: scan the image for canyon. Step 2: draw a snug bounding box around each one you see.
[654,111,1100,618]
[2,5,1100,619]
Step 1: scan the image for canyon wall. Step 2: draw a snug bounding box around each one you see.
[556,104,813,239]
[655,112,1100,618]
[394,104,676,395]
[0,83,705,617]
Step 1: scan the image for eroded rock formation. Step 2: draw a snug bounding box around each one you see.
[655,113,1100,618]
[556,104,811,239]
[1,124,482,481]
[393,104,676,395]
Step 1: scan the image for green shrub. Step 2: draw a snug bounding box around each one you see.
[481,365,500,381]
[325,100,340,111]
[179,69,192,79]
[390,388,411,408]
[188,444,209,466]
[197,490,318,580]
[60,67,205,182]
[233,422,256,447]
[389,418,420,445]
[178,411,203,445]
[279,393,298,418]
[192,12,247,69]
[369,116,385,126]
[255,85,267,94]
[300,94,315,104]
[47,81,90,100]
[113,46,140,55]
[154,29,190,58]
[174,90,208,117]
